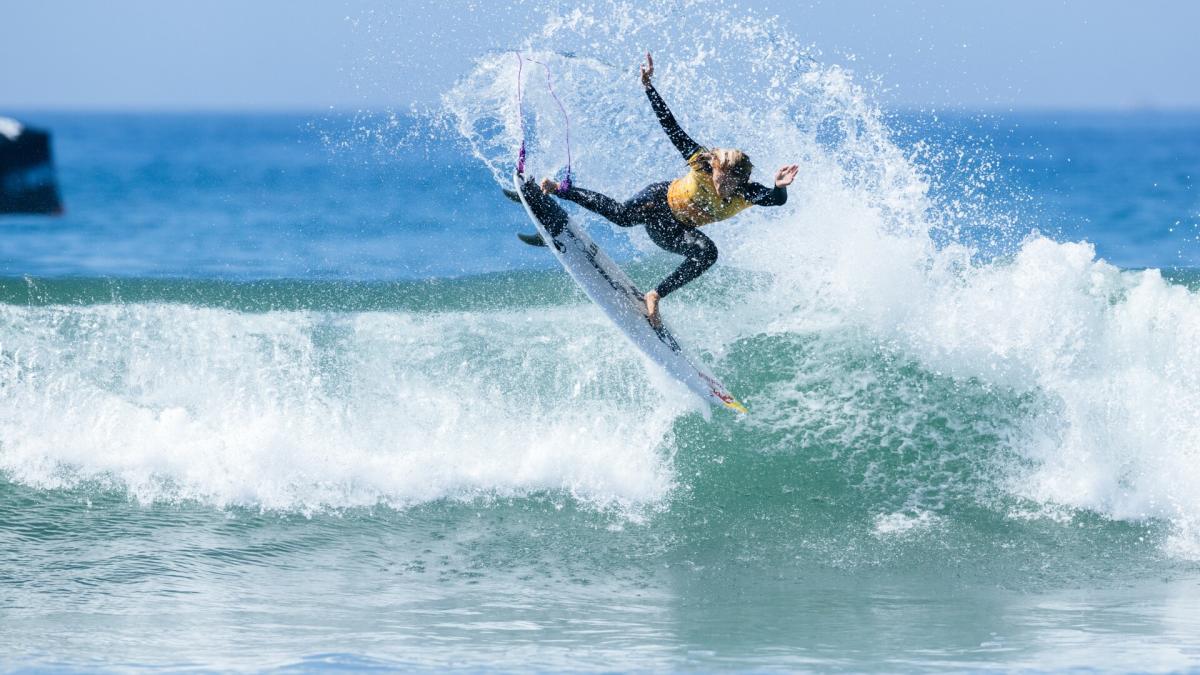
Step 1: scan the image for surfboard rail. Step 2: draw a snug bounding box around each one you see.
[512,173,746,413]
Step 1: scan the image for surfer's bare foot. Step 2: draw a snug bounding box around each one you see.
[644,290,662,327]
[540,178,559,194]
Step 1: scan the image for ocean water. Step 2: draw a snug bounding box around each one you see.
[4,3,1200,671]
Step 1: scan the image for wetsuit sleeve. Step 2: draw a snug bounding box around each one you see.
[743,181,788,206]
[645,84,703,161]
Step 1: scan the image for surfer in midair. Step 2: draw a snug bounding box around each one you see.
[539,53,799,326]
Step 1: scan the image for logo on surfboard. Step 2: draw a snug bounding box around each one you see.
[512,172,746,414]
[697,371,748,413]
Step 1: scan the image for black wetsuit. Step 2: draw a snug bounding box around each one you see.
[555,84,788,298]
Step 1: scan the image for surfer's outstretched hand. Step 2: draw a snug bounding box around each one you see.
[640,52,654,88]
[774,164,800,188]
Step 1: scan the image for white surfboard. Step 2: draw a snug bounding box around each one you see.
[512,173,746,413]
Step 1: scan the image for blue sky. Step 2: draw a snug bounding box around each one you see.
[3,0,1198,110]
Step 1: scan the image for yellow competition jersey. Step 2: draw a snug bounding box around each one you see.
[666,150,753,227]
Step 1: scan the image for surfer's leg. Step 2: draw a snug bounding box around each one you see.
[551,182,671,227]
[559,187,637,225]
[646,223,719,298]
[636,218,718,326]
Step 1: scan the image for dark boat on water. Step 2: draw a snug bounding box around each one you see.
[0,117,63,215]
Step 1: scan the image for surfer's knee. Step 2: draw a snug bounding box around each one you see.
[693,238,718,269]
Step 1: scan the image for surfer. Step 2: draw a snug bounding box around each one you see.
[539,52,798,326]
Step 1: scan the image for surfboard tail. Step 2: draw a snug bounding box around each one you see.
[516,177,569,236]
[512,171,747,415]
[696,371,747,414]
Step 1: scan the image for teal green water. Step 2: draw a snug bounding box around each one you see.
[5,481,1197,671]
[6,0,1200,668]
[4,274,1200,670]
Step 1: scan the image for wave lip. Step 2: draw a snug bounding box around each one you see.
[445,0,1200,555]
[7,0,1200,561]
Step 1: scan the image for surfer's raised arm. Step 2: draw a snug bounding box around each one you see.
[532,52,799,330]
[741,165,799,206]
[640,53,702,161]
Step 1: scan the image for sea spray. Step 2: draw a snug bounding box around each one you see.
[0,0,1196,558]
[6,3,1200,670]
[0,301,682,513]
[444,0,1200,555]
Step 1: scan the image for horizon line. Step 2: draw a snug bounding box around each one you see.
[7,103,1200,117]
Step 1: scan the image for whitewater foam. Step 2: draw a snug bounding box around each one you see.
[872,510,942,538]
[0,302,683,514]
[2,0,1197,557]
[441,0,1200,555]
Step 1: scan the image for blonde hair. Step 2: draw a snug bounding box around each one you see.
[709,148,753,181]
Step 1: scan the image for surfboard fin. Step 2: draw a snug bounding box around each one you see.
[502,188,521,203]
[517,232,547,247]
